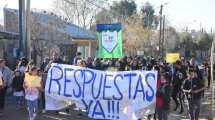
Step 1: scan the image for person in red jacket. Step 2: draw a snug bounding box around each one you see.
[156,72,171,120]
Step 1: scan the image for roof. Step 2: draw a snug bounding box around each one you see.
[4,8,97,40]
[0,30,19,39]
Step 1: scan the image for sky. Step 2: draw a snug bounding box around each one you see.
[0,0,215,32]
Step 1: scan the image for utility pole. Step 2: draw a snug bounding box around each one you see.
[18,0,25,57]
[26,0,31,60]
[161,15,165,58]
[186,27,188,32]
[158,4,163,58]
[210,36,215,120]
[200,22,202,32]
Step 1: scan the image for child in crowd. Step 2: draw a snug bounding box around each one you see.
[12,70,24,109]
[24,67,41,120]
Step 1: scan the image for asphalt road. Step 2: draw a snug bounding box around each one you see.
[0,88,214,120]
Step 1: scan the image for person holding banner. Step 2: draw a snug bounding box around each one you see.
[130,59,139,70]
[24,66,42,120]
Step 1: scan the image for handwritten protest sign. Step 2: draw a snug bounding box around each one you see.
[25,73,41,87]
[166,53,180,63]
[45,63,157,120]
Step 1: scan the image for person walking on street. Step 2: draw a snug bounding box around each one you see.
[156,72,171,120]
[182,68,205,120]
[12,70,24,109]
[172,60,186,113]
[0,59,13,116]
[24,67,42,120]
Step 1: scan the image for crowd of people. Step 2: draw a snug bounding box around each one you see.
[0,52,211,120]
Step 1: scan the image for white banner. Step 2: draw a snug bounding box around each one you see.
[45,63,157,120]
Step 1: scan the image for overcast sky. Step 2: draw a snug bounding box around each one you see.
[0,0,215,31]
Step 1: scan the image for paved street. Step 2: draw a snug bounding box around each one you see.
[0,88,214,120]
[168,88,215,120]
[1,100,92,120]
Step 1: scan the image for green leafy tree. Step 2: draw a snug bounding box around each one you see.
[196,33,212,51]
[110,0,137,19]
[179,32,197,58]
[141,2,159,28]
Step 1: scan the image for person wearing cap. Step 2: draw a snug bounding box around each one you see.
[182,68,205,120]
[0,59,13,115]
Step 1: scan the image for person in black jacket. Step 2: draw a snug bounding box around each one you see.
[12,70,24,109]
[182,68,205,120]
[172,60,186,113]
[40,57,49,72]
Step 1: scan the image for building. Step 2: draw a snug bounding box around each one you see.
[3,8,97,63]
[0,30,19,68]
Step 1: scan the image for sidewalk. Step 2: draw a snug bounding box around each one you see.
[167,87,215,120]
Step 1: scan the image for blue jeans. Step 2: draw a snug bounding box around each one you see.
[27,99,38,119]
[14,96,23,107]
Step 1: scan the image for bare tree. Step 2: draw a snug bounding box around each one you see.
[122,14,150,56]
[30,10,69,63]
[54,0,106,28]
